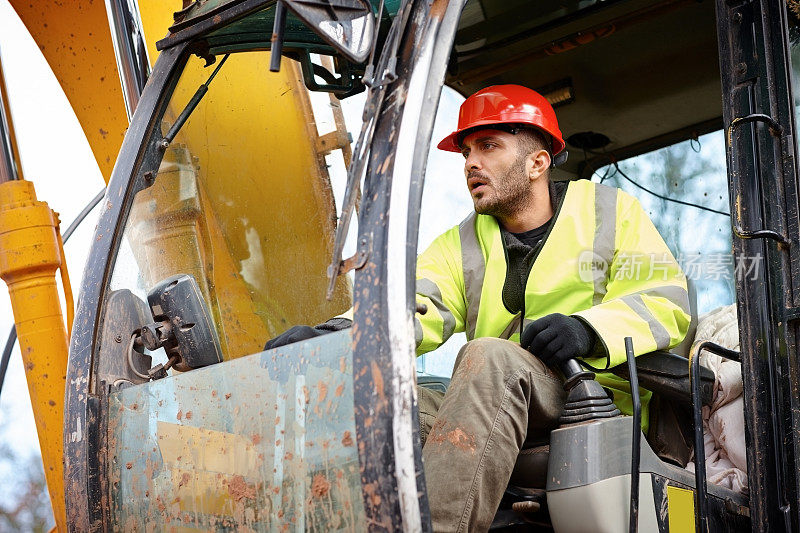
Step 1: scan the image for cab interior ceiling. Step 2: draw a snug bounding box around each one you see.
[446,0,723,179]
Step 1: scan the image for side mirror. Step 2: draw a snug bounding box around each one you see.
[139,274,223,376]
[274,0,376,67]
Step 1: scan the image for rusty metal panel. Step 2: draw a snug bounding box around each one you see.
[107,330,365,530]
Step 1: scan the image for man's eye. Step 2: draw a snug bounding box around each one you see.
[483,143,495,150]
[462,150,470,158]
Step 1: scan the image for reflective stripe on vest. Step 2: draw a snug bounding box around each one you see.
[459,213,484,339]
[453,180,688,348]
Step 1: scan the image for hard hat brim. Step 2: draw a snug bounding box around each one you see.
[436,121,566,155]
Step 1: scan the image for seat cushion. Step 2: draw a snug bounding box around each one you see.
[509,445,550,489]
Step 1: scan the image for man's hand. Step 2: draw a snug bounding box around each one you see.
[263,318,352,350]
[520,313,596,368]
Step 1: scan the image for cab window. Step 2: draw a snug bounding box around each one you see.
[103,48,368,530]
[591,130,735,316]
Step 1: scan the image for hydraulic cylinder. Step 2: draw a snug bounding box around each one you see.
[0,179,68,532]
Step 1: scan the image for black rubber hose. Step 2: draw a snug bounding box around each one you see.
[0,187,106,399]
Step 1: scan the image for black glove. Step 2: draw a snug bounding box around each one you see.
[520,313,596,368]
[263,318,352,350]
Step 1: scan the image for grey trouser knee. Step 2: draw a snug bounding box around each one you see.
[419,337,565,532]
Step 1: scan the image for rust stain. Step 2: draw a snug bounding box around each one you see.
[317,380,328,402]
[311,474,331,498]
[335,384,344,397]
[430,0,448,18]
[371,360,385,402]
[226,475,256,502]
[225,393,231,399]
[251,434,262,445]
[185,411,193,420]
[125,462,133,470]
[176,410,183,420]
[156,496,166,513]
[178,472,190,488]
[364,482,382,507]
[341,430,353,447]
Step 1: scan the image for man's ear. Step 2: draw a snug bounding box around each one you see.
[526,149,551,181]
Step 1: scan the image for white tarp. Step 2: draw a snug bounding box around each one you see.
[685,304,748,494]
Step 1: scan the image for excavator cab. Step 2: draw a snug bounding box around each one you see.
[65,0,800,530]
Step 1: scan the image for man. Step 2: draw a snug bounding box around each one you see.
[266,85,690,531]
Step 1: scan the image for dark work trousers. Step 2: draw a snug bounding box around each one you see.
[418,337,566,532]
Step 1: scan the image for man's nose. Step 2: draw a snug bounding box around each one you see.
[465,151,481,171]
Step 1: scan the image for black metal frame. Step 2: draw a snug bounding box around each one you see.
[715,0,800,529]
[64,44,184,529]
[624,337,641,533]
[347,0,465,528]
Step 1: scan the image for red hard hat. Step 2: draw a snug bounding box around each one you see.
[437,85,565,155]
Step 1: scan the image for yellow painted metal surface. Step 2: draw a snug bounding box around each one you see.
[138,0,179,63]
[0,180,68,533]
[8,0,128,184]
[667,485,696,533]
[121,49,350,357]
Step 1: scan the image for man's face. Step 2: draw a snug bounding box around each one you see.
[461,129,530,218]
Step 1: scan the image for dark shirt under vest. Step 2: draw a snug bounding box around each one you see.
[500,180,568,315]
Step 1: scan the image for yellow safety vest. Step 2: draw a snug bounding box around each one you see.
[415,179,691,429]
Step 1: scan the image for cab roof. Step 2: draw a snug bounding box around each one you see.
[448,0,722,178]
[157,0,722,177]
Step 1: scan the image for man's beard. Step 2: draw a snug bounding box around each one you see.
[473,153,532,219]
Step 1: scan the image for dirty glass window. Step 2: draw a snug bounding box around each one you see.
[105,49,366,530]
[109,331,364,530]
[109,51,359,362]
[591,131,735,316]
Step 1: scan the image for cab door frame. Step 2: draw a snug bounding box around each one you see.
[715,0,800,528]
[348,0,466,529]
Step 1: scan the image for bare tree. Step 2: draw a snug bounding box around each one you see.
[0,434,54,532]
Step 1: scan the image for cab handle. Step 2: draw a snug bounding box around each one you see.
[727,113,790,247]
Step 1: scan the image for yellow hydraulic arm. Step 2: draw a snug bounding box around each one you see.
[7,0,129,185]
[0,52,71,533]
